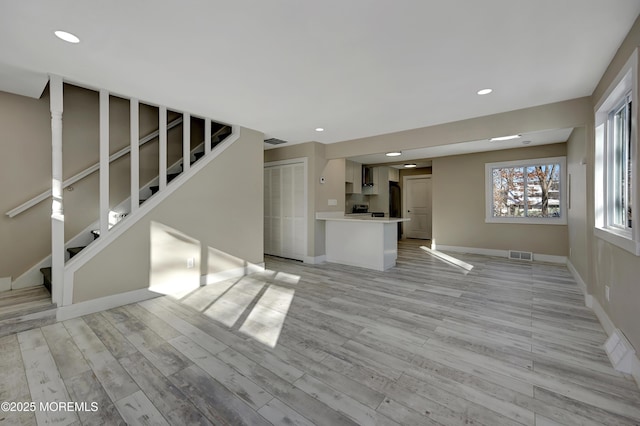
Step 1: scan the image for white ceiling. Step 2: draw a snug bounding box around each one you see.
[1,1,639,146]
[349,128,574,167]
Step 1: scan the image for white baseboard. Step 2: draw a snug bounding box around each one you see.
[433,245,507,258]
[0,277,11,292]
[566,260,590,305]
[435,245,566,264]
[533,253,568,264]
[56,288,161,321]
[566,259,640,388]
[590,295,616,337]
[304,255,326,265]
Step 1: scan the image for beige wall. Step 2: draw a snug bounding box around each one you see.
[587,14,640,350]
[73,127,263,303]
[0,84,192,282]
[0,89,51,281]
[566,127,590,282]
[432,143,568,256]
[325,98,591,159]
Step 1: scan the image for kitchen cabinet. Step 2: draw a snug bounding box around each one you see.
[317,214,409,271]
[345,160,362,194]
[389,167,399,182]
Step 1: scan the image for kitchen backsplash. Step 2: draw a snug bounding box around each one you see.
[346,193,368,213]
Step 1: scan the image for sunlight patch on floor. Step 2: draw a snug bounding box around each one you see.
[274,272,300,285]
[239,285,295,347]
[203,277,266,327]
[420,246,474,274]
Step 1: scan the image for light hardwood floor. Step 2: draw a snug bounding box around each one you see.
[0,286,56,339]
[1,239,639,425]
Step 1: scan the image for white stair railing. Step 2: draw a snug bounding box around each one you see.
[6,76,235,306]
[5,116,184,218]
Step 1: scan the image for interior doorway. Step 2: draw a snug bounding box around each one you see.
[402,175,432,239]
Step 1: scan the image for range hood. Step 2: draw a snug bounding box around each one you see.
[363,166,374,187]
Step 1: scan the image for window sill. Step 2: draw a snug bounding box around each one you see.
[485,217,567,225]
[594,227,640,256]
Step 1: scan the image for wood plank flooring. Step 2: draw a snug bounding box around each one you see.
[1,239,639,425]
[0,286,56,338]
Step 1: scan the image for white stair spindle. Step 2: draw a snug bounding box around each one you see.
[49,75,64,305]
[183,112,191,172]
[159,107,167,190]
[205,118,211,155]
[130,99,140,212]
[99,90,110,236]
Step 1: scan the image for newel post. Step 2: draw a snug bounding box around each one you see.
[49,75,64,305]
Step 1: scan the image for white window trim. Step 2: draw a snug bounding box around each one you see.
[594,48,640,256]
[485,156,567,225]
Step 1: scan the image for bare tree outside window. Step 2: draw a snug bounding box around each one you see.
[491,162,561,219]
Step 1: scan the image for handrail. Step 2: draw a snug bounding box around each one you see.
[6,117,184,218]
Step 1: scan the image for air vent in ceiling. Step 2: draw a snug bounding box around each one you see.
[264,138,288,145]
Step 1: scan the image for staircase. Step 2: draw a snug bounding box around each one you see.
[37,122,232,293]
[0,287,57,338]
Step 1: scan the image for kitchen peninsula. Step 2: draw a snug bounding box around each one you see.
[316,213,409,271]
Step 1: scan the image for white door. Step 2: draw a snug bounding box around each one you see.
[264,161,306,261]
[404,176,432,239]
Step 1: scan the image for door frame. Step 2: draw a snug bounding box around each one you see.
[402,174,432,239]
[264,157,308,261]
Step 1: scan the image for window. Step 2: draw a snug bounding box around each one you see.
[485,157,566,225]
[594,48,639,255]
[609,95,633,230]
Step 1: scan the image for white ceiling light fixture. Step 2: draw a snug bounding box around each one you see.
[404,163,417,168]
[477,88,493,95]
[490,134,521,141]
[54,30,80,44]
[386,151,402,157]
[315,127,324,132]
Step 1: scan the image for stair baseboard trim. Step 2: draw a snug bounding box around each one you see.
[13,220,99,290]
[61,126,241,306]
[433,245,567,264]
[56,288,161,322]
[0,277,11,292]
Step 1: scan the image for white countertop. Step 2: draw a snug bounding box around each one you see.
[316,212,409,223]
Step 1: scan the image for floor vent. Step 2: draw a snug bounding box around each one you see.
[509,250,533,261]
[604,329,637,374]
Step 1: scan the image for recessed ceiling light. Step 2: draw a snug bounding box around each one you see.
[54,30,80,44]
[404,164,417,168]
[477,88,493,95]
[315,127,324,132]
[386,152,402,157]
[490,134,521,141]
